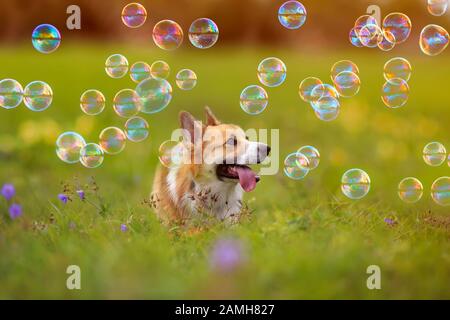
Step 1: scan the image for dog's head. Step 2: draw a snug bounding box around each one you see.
[179,107,271,192]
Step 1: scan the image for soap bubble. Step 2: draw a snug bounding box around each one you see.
[382,13,412,44]
[359,23,382,48]
[23,81,53,112]
[188,18,219,49]
[56,132,86,164]
[299,77,323,103]
[176,69,197,90]
[431,176,450,206]
[349,27,364,47]
[121,2,147,28]
[427,0,448,16]
[135,78,172,114]
[152,20,183,51]
[420,24,449,56]
[240,85,269,115]
[31,24,61,54]
[354,15,378,30]
[99,127,127,155]
[384,57,412,83]
[80,89,106,115]
[377,30,396,51]
[257,57,287,87]
[113,89,141,118]
[80,143,104,169]
[278,1,307,30]
[341,168,371,200]
[330,60,359,82]
[311,83,339,100]
[129,61,151,83]
[423,142,447,166]
[297,146,320,170]
[159,140,188,168]
[150,60,170,80]
[398,177,423,203]
[0,79,23,109]
[105,54,129,79]
[312,96,340,121]
[333,71,360,98]
[125,116,149,142]
[283,152,310,180]
[381,78,409,109]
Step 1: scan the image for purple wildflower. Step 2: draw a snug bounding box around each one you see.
[76,190,85,200]
[384,217,397,226]
[1,184,15,201]
[9,203,22,219]
[58,193,69,204]
[210,238,246,273]
[120,224,128,232]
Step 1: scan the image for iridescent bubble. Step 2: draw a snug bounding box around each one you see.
[333,71,361,98]
[311,83,339,100]
[125,116,149,142]
[349,27,364,47]
[427,0,448,16]
[311,96,340,122]
[121,2,147,28]
[129,61,151,83]
[105,54,129,79]
[381,78,409,109]
[299,77,323,103]
[188,18,219,49]
[448,154,450,167]
[382,13,412,44]
[99,127,127,155]
[159,140,188,168]
[150,60,170,80]
[176,69,197,90]
[80,89,106,115]
[257,57,287,87]
[135,78,172,114]
[0,79,23,109]
[398,177,423,203]
[283,152,310,180]
[420,24,449,56]
[240,85,269,115]
[354,15,378,30]
[341,168,371,200]
[31,24,61,54]
[80,143,104,169]
[23,81,53,112]
[56,132,86,164]
[431,176,450,206]
[278,1,307,30]
[297,146,320,170]
[359,23,382,48]
[377,30,396,51]
[330,60,359,82]
[113,89,141,118]
[384,57,412,83]
[423,142,447,166]
[152,20,183,51]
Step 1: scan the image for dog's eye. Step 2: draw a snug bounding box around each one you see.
[245,136,249,140]
[226,136,237,146]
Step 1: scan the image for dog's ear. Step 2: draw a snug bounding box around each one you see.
[179,111,204,144]
[205,106,221,126]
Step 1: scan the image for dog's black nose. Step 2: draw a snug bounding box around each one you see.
[266,145,271,155]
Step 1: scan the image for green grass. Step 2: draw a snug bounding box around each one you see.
[0,43,449,299]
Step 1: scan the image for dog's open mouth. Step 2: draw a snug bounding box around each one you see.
[216,164,260,192]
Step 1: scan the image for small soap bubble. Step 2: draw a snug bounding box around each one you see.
[159,140,188,168]
[56,132,86,164]
[23,81,53,112]
[398,177,423,203]
[382,13,412,44]
[257,57,287,87]
[0,79,23,109]
[381,78,409,109]
[311,83,339,100]
[384,57,412,83]
[427,0,448,16]
[31,24,61,54]
[152,20,184,51]
[299,77,323,103]
[80,89,106,115]
[240,85,269,115]
[121,2,147,28]
[297,146,320,170]
[125,116,149,142]
[129,61,151,83]
[99,127,127,155]
[349,27,364,47]
[431,176,450,206]
[189,18,219,49]
[423,142,447,166]
[333,71,360,98]
[113,89,141,118]
[176,69,197,90]
[135,78,172,114]
[105,54,129,79]
[80,143,104,169]
[359,23,382,48]
[377,30,396,51]
[420,24,449,56]
[341,168,371,200]
[150,60,170,80]
[330,60,359,82]
[354,15,378,30]
[284,152,310,180]
[311,96,340,122]
[278,1,307,30]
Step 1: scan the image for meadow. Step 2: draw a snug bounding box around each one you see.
[0,43,449,299]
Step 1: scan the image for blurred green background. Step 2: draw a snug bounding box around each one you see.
[0,0,449,299]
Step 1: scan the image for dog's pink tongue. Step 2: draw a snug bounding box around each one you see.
[235,166,257,192]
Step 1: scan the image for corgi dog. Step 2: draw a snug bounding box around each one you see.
[151,107,271,224]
